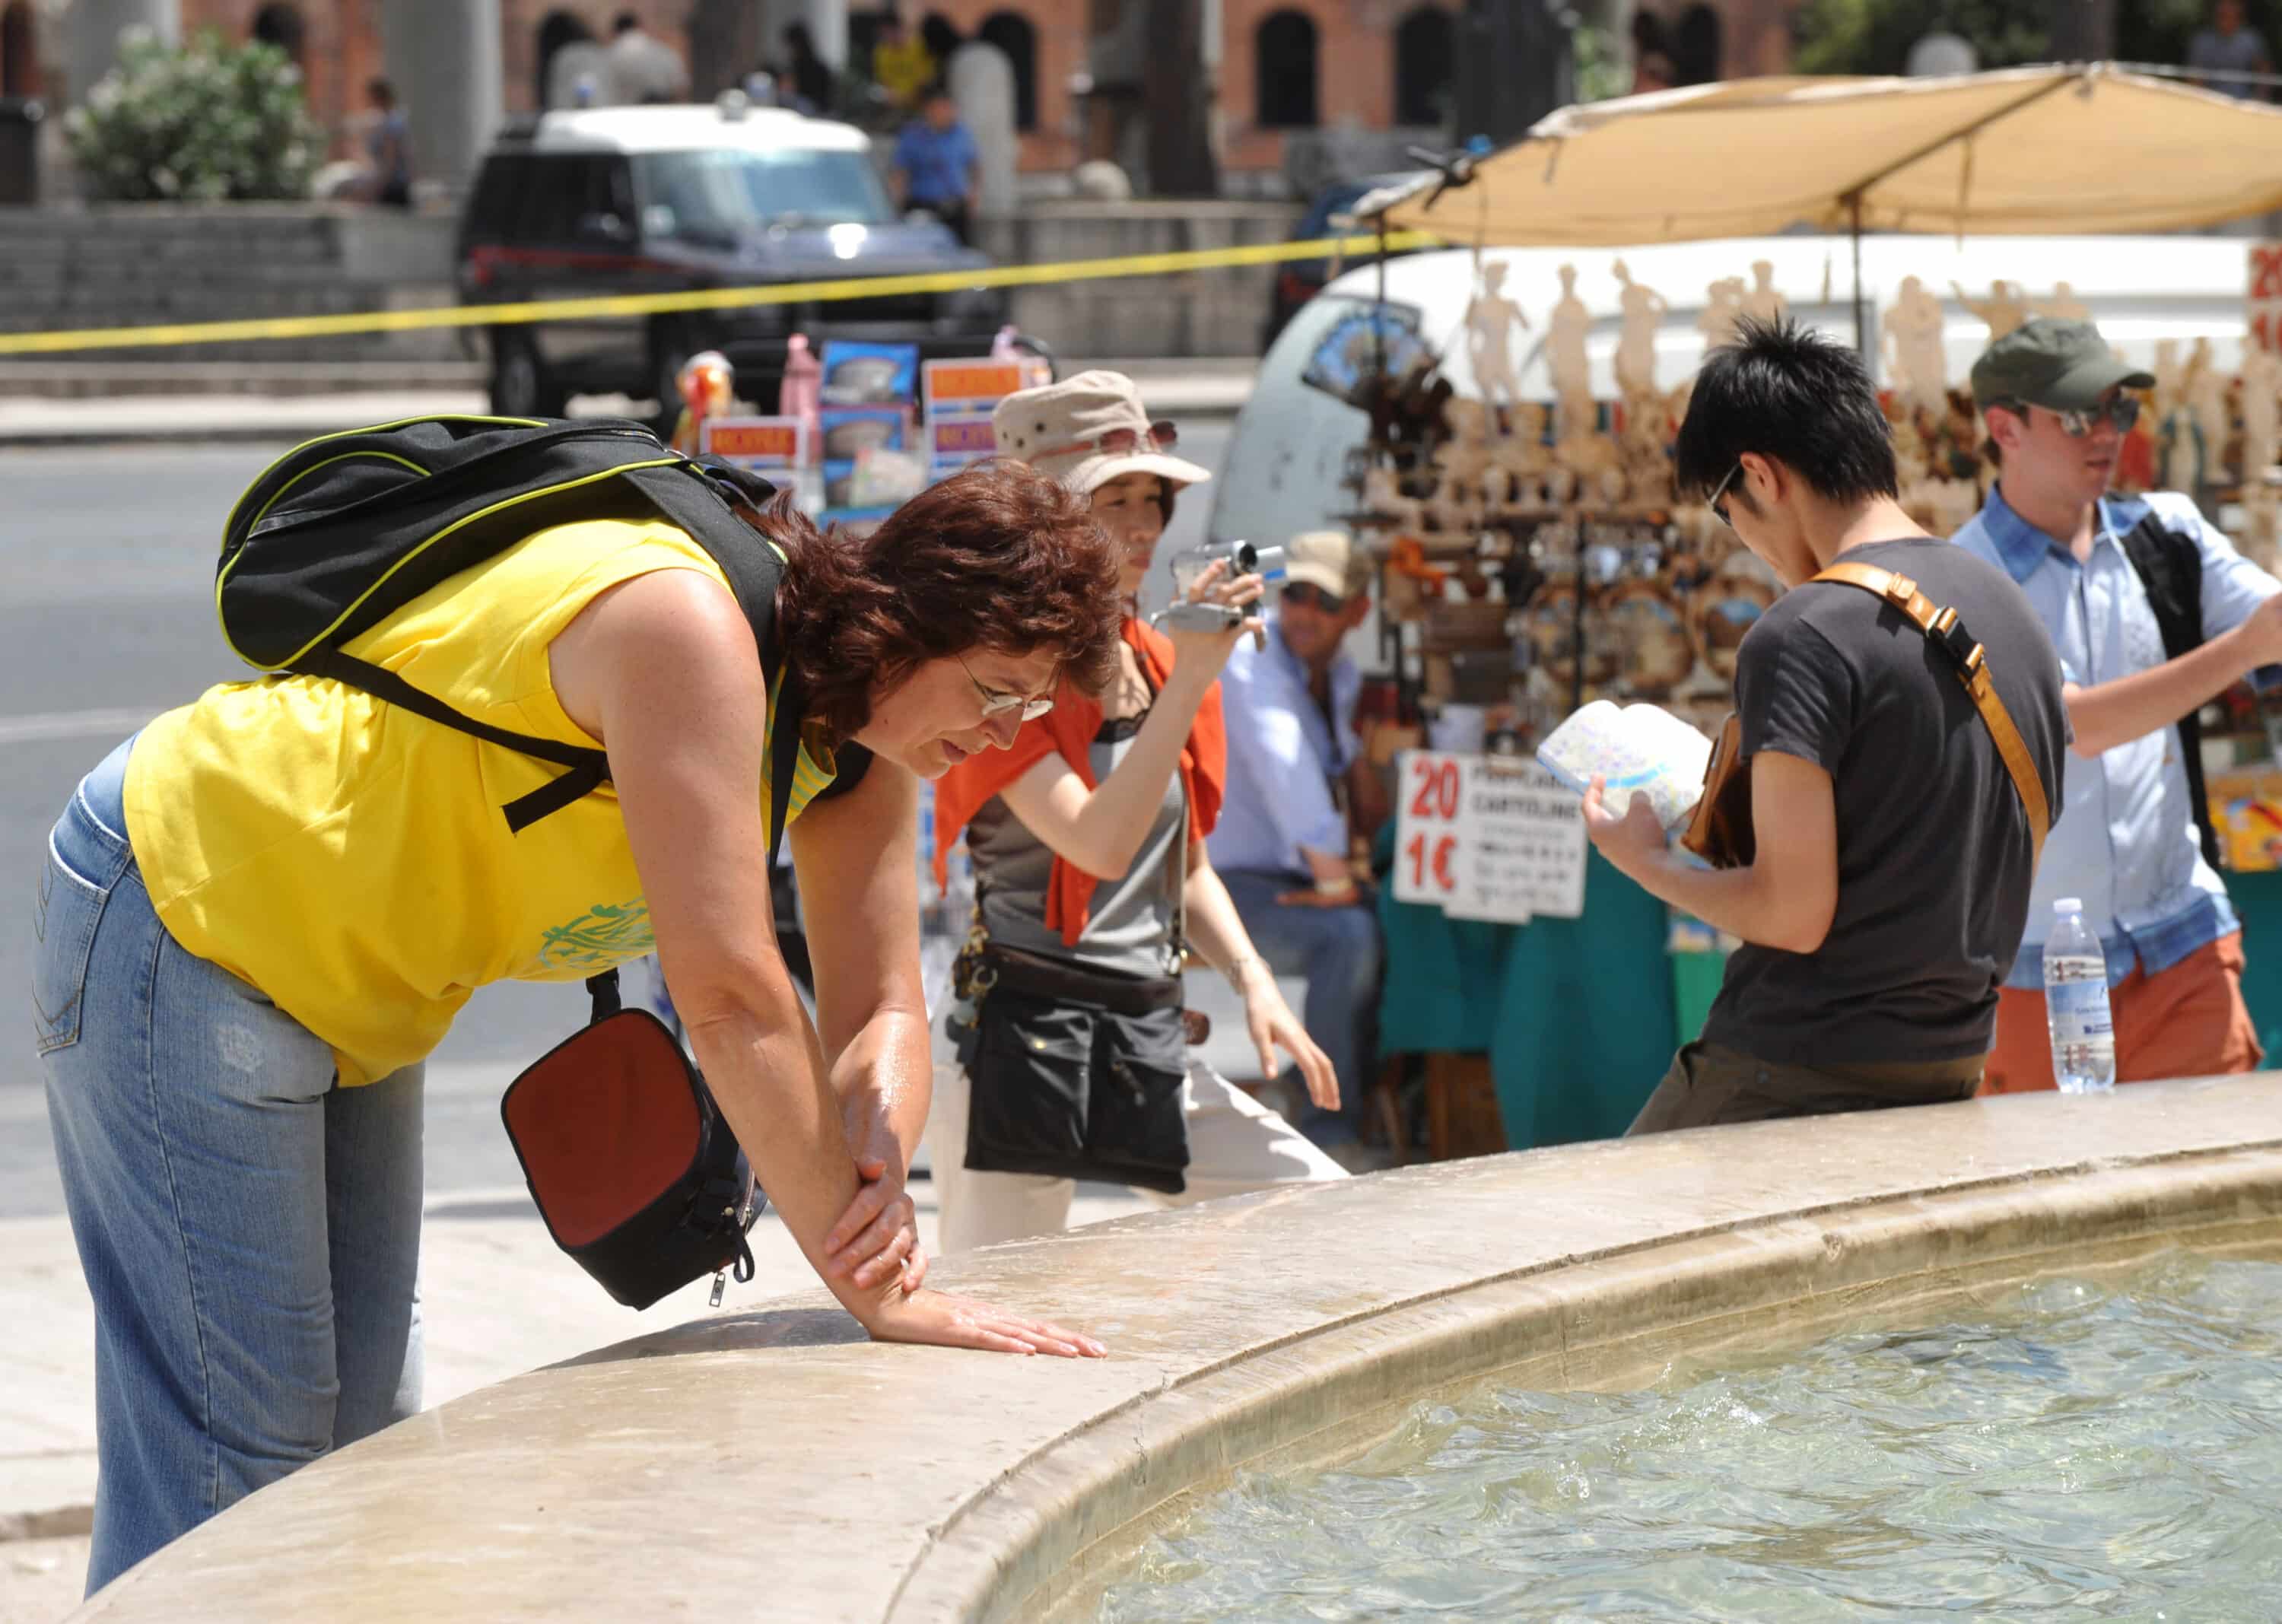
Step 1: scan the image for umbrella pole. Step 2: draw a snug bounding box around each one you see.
[1850,195,1867,357]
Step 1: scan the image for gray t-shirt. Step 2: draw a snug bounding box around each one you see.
[1701,537,2070,1068]
[2189,26,2271,97]
[967,713,1185,979]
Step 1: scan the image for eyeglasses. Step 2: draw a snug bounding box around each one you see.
[1282,582,1348,614]
[1707,462,1743,528]
[1032,420,1179,462]
[1993,396,2141,438]
[958,653,1055,721]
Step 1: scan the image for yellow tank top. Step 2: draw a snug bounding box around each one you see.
[123,517,839,1087]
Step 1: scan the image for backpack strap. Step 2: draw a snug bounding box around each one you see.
[2112,509,2223,871]
[1813,561,2052,864]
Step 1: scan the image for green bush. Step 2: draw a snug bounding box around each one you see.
[65,27,322,202]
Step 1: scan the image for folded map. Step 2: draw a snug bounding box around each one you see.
[1535,701,1714,828]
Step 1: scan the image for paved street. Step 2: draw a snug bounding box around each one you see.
[0,422,1238,1219]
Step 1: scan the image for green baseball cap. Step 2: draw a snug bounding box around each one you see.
[1969,317,2154,412]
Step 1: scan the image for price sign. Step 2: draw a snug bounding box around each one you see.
[1446,761,1588,923]
[700,415,809,471]
[1394,752,1588,923]
[2250,243,2282,354]
[1395,751,1464,907]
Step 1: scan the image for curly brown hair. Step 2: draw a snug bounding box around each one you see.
[759,459,1124,744]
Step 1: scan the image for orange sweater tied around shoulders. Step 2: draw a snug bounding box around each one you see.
[930,616,1225,948]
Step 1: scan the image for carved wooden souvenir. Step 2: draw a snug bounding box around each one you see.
[1547,263,1594,430]
[1363,464,1425,529]
[1952,278,2032,339]
[1699,276,1746,351]
[1524,580,1622,688]
[1463,259,1531,411]
[1605,577,1696,698]
[1881,275,1949,414]
[1741,260,1786,326]
[2035,281,2091,323]
[1689,559,1778,682]
[2242,346,2281,489]
[1612,258,1667,399]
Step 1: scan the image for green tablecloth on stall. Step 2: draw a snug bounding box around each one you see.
[2226,869,2282,1057]
[1376,844,1680,1149]
[1378,856,2282,1155]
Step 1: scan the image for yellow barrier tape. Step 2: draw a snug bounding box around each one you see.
[0,230,1441,357]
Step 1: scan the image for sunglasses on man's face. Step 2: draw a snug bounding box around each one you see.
[1282,582,1347,615]
[958,653,1055,721]
[1707,462,1743,529]
[1994,395,2140,438]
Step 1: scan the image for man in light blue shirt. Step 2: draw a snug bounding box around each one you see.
[1953,317,2282,1091]
[1210,531,1384,1148]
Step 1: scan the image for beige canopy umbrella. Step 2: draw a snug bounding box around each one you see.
[1382,62,2282,335]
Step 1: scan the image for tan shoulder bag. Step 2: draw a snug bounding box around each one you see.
[1680,562,2050,869]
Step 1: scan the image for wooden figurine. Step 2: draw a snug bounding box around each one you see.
[1882,276,1950,415]
[1951,278,2033,339]
[1612,258,1667,399]
[1463,258,1531,412]
[1699,275,1746,352]
[2241,344,2281,491]
[1741,259,1787,326]
[1547,262,1594,438]
[2036,280,2092,323]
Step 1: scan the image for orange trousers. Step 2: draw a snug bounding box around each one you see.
[1982,931,2262,1095]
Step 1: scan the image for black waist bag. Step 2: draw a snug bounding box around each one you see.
[958,950,1193,1195]
[501,973,761,1310]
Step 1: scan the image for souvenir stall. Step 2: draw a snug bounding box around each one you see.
[1354,64,2282,1147]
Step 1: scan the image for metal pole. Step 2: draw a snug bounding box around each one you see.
[1851,195,1867,356]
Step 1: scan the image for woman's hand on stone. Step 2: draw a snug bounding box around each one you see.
[826,1123,925,1294]
[862,1288,1108,1358]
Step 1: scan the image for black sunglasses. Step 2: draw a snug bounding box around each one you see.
[1707,462,1743,529]
[1282,582,1347,614]
[1991,396,2141,437]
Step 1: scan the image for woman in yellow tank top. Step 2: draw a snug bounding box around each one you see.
[34,459,1121,1594]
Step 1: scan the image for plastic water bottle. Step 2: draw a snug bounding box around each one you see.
[2042,898,2116,1094]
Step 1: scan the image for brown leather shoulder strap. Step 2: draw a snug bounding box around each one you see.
[1810,561,2050,863]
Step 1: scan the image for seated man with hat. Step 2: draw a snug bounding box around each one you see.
[1208,530,1388,1155]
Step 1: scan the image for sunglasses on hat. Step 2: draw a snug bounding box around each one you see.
[1034,420,1179,462]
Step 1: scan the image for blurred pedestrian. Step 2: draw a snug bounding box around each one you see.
[871,8,936,114]
[605,9,689,105]
[2188,0,2273,100]
[783,22,834,115]
[891,83,980,242]
[362,78,412,208]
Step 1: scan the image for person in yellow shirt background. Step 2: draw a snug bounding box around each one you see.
[870,8,937,115]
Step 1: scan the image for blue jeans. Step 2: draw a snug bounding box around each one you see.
[1216,868,1381,1141]
[36,738,425,1594]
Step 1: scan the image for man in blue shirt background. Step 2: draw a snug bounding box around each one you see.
[890,84,980,243]
[1209,531,1387,1153]
[1953,317,2282,1092]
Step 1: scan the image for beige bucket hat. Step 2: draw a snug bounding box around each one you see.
[992,370,1213,494]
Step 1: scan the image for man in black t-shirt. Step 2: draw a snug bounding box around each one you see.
[1583,319,2070,1133]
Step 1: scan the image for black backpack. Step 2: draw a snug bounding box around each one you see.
[218,415,812,1308]
[218,412,808,851]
